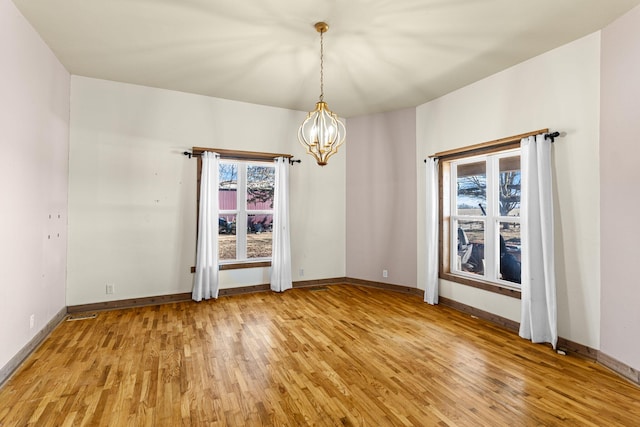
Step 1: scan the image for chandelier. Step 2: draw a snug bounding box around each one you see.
[298,22,346,166]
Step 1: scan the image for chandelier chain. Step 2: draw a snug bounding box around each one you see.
[319,30,324,102]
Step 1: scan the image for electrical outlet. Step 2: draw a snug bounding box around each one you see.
[383,269,388,278]
[106,284,115,294]
[29,314,35,329]
[299,268,304,277]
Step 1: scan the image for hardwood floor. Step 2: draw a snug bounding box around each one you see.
[1,284,639,426]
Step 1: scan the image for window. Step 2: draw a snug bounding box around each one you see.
[431,129,550,297]
[435,131,541,297]
[447,150,521,287]
[218,160,275,263]
[192,147,291,271]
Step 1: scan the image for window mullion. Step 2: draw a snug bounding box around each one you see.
[236,163,247,260]
[485,157,497,282]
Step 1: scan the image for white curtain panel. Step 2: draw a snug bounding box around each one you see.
[424,157,440,305]
[519,134,558,349]
[270,157,292,292]
[193,151,220,301]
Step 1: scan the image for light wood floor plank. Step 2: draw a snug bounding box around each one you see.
[2,284,640,426]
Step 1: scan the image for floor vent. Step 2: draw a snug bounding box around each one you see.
[308,286,330,292]
[66,313,98,321]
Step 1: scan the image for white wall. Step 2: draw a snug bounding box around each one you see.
[600,4,640,371]
[346,108,417,286]
[416,33,601,348]
[0,0,70,370]
[67,76,345,305]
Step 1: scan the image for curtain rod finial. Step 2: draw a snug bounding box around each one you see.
[545,131,561,142]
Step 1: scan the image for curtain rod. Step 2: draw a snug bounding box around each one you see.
[423,130,561,163]
[183,149,301,165]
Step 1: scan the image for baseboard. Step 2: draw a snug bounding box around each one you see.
[344,277,424,296]
[294,277,348,288]
[0,307,67,387]
[67,278,349,313]
[438,296,520,332]
[67,292,193,313]
[219,284,271,296]
[557,337,599,360]
[598,352,640,385]
[218,278,349,296]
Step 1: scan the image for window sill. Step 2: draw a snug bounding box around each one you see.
[190,261,272,273]
[220,261,271,270]
[439,272,521,299]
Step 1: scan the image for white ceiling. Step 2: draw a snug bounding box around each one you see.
[13,0,640,118]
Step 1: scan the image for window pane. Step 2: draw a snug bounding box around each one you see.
[499,221,521,284]
[247,214,273,258]
[457,161,486,215]
[218,214,236,260]
[219,163,238,210]
[499,156,520,217]
[457,220,484,276]
[247,165,275,209]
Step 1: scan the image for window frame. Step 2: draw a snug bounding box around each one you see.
[434,129,547,299]
[192,147,291,271]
